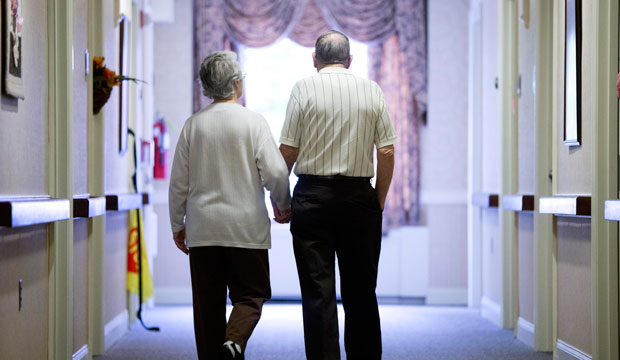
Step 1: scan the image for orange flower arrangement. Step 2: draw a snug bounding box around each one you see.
[92,56,143,114]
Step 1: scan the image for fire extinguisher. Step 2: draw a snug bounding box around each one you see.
[153,114,169,179]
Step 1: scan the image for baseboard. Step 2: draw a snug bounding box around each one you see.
[425,288,467,305]
[154,287,193,305]
[517,317,535,348]
[72,344,89,360]
[556,340,591,360]
[480,296,502,327]
[104,309,128,351]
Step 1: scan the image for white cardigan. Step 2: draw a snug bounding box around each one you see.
[168,102,291,249]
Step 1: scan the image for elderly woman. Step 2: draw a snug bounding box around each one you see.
[169,51,291,360]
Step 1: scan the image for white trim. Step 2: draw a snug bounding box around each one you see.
[466,0,483,309]
[420,190,468,205]
[104,310,129,351]
[517,317,535,349]
[154,287,193,305]
[556,340,592,360]
[72,345,89,360]
[533,0,554,352]
[589,1,619,359]
[425,288,467,305]
[481,296,502,328]
[49,0,75,358]
[499,0,518,331]
[87,0,106,356]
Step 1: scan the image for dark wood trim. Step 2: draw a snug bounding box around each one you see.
[472,193,499,208]
[503,194,535,212]
[105,193,143,212]
[539,195,591,217]
[604,200,620,221]
[142,192,150,206]
[73,197,107,218]
[0,198,71,227]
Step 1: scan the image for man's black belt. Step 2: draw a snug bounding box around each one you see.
[298,174,372,182]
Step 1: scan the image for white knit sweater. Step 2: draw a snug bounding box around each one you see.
[168,102,291,249]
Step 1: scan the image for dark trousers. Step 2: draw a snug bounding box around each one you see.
[291,176,383,360]
[189,246,271,359]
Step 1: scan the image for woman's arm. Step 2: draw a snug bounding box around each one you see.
[169,125,190,253]
[256,121,292,218]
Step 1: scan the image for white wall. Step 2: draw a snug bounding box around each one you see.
[422,0,470,305]
[152,0,194,302]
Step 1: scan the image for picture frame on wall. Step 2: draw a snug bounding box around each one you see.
[3,0,25,98]
[118,15,129,155]
[564,0,582,146]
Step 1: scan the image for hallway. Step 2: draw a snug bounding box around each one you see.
[99,304,551,360]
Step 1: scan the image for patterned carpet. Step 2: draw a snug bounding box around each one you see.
[97,304,552,360]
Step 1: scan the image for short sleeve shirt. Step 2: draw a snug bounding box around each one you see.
[280,67,397,177]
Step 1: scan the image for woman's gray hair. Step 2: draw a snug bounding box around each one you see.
[199,51,243,100]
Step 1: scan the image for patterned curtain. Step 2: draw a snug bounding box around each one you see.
[192,0,427,229]
[369,37,420,228]
[289,0,330,47]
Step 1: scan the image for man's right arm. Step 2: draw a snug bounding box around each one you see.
[279,144,299,175]
[375,145,395,210]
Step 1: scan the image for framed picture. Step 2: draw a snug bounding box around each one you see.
[118,15,130,155]
[3,0,24,98]
[564,0,582,146]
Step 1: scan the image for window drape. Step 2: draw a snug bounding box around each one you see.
[192,0,426,228]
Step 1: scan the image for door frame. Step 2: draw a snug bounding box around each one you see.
[87,0,107,355]
[590,0,619,358]
[532,0,555,352]
[48,0,75,358]
[467,0,484,308]
[499,0,519,330]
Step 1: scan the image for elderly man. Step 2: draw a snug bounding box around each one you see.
[278,31,397,360]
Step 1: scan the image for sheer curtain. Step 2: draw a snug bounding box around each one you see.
[192,0,427,229]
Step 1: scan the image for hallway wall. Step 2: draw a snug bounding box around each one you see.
[152,0,195,302]
[476,0,503,320]
[468,0,614,356]
[552,0,594,355]
[0,2,48,196]
[0,1,50,358]
[516,0,539,331]
[0,0,176,357]
[423,0,469,305]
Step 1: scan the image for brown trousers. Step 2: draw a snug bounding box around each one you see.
[189,246,271,359]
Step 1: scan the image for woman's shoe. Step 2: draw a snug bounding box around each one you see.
[221,340,244,360]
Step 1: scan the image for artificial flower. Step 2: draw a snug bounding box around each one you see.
[93,56,105,69]
[11,0,18,17]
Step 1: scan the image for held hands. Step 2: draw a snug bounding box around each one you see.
[271,200,292,224]
[173,229,189,255]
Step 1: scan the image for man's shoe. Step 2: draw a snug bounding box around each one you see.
[221,340,244,360]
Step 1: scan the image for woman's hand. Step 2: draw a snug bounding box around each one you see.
[271,200,291,224]
[173,229,189,255]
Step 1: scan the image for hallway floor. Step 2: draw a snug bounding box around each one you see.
[97,304,552,360]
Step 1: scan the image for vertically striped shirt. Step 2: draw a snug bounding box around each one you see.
[280,67,397,177]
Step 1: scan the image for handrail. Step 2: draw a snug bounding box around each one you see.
[0,198,71,227]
